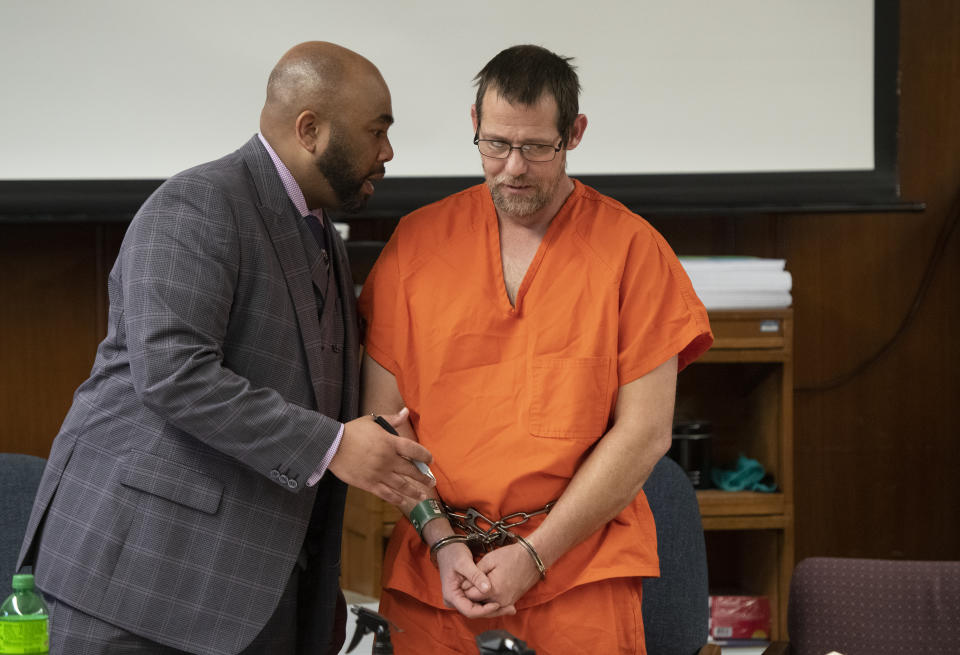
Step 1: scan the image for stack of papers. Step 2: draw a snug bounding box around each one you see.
[679,256,792,309]
[706,641,770,655]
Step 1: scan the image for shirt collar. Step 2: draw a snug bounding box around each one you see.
[257,132,324,221]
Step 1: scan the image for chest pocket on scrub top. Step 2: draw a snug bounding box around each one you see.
[528,356,612,439]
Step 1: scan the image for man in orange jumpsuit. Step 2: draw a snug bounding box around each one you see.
[358,44,713,654]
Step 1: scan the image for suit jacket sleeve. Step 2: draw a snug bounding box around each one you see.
[121,173,338,487]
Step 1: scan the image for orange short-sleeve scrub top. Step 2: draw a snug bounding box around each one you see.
[358,180,713,609]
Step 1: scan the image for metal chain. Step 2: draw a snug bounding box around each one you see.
[443,501,555,552]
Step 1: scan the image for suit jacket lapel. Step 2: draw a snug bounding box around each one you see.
[322,215,361,421]
[238,136,336,413]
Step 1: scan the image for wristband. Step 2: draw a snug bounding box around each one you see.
[408,498,445,537]
[429,534,471,565]
[514,535,546,579]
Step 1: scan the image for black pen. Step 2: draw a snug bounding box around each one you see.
[372,414,436,483]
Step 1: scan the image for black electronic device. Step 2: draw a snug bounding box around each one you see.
[476,629,536,654]
[346,606,395,655]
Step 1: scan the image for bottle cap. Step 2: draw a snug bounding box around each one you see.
[11,574,35,591]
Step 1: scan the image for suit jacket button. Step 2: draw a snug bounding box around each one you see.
[287,479,298,489]
[270,469,280,479]
[278,474,289,485]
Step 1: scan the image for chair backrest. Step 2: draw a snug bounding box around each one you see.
[642,456,709,655]
[0,453,47,588]
[787,556,960,655]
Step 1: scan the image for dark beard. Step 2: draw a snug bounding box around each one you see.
[314,131,375,213]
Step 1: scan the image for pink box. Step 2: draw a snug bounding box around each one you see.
[709,595,771,640]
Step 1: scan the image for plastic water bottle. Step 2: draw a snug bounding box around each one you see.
[0,574,49,654]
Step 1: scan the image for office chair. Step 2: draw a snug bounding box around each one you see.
[765,556,960,655]
[642,456,720,655]
[0,453,47,587]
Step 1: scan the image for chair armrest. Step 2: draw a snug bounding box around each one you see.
[762,641,790,655]
[698,645,722,655]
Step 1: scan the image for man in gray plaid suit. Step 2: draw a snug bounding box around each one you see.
[16,41,434,655]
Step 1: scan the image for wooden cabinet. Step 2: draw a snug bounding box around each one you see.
[341,485,398,599]
[341,308,795,639]
[676,308,794,640]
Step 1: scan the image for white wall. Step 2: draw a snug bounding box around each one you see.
[0,0,873,180]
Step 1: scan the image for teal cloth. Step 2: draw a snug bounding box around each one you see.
[711,455,777,492]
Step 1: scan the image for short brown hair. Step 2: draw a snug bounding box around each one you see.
[474,45,581,144]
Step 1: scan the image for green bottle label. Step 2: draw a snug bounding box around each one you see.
[0,616,49,654]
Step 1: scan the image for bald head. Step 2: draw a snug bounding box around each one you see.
[261,41,383,131]
[259,41,395,211]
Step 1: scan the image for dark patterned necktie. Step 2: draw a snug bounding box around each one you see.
[304,213,328,254]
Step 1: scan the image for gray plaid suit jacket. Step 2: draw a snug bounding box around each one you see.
[17,136,360,655]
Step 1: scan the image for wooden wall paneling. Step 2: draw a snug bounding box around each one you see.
[785,0,960,563]
[786,221,956,558]
[894,0,960,560]
[647,215,735,257]
[0,222,126,457]
[341,486,387,598]
[1,225,99,456]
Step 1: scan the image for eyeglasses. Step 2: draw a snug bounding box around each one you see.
[473,129,563,162]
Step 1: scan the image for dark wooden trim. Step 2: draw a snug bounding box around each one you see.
[0,171,923,223]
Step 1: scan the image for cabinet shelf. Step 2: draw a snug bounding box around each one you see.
[701,513,791,531]
[697,490,786,518]
[699,349,790,364]
[679,308,794,639]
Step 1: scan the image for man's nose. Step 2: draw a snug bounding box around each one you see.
[380,137,394,163]
[503,148,528,176]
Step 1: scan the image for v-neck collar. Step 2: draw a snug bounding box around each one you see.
[485,180,582,315]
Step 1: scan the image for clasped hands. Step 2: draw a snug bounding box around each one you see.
[432,533,543,619]
[332,409,542,617]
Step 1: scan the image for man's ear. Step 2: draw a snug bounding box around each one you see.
[470,104,479,133]
[564,114,588,150]
[295,110,331,154]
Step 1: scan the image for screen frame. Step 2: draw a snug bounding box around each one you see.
[0,0,919,220]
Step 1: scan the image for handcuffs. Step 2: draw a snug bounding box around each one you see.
[427,501,555,579]
[371,413,552,579]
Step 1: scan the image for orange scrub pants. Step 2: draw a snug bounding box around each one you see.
[379,577,646,655]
